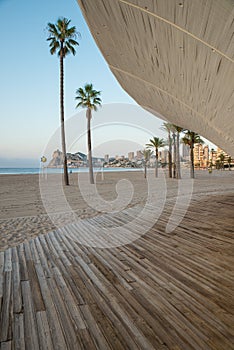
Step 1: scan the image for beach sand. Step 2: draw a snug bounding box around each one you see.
[0,169,234,251]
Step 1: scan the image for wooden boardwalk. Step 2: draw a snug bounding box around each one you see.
[0,194,233,349]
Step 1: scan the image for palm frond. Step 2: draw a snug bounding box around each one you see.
[65,42,76,55]
[47,18,79,57]
[75,83,102,111]
[68,38,79,46]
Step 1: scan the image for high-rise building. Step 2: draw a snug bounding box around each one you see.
[194,143,204,166]
[136,150,143,160]
[128,152,134,161]
[203,145,209,167]
[216,148,232,165]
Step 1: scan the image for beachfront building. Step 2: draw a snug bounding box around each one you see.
[136,150,143,160]
[216,147,233,167]
[193,144,203,168]
[193,144,210,169]
[128,152,135,161]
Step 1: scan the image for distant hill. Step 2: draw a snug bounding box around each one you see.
[48,150,104,167]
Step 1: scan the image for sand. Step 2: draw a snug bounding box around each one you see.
[0,169,234,251]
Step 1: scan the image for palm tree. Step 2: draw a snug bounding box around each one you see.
[219,153,225,170]
[47,18,79,186]
[181,131,204,178]
[161,123,173,178]
[172,125,184,179]
[141,149,153,178]
[210,148,215,169]
[216,159,221,170]
[172,129,177,178]
[146,137,165,177]
[75,84,102,184]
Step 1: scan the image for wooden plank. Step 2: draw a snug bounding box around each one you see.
[68,263,138,350]
[29,239,40,264]
[48,232,71,267]
[26,260,45,312]
[0,341,12,350]
[4,249,12,272]
[0,252,4,315]
[46,276,80,349]
[34,236,51,278]
[0,271,12,342]
[11,247,22,313]
[0,252,4,291]
[76,256,155,350]
[79,304,110,350]
[13,313,25,350]
[52,266,86,330]
[36,311,53,350]
[21,281,40,350]
[17,245,28,281]
[34,263,67,350]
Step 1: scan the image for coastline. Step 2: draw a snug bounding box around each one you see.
[0,167,143,175]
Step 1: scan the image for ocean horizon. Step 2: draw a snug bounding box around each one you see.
[0,167,143,175]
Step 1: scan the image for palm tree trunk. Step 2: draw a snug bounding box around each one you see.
[176,132,181,179]
[168,132,172,178]
[87,108,94,184]
[173,132,176,178]
[155,148,158,177]
[144,162,147,178]
[190,141,195,178]
[60,48,69,186]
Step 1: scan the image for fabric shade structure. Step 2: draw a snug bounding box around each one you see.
[77,0,234,155]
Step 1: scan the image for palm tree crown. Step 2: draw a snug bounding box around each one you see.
[75,84,102,111]
[181,131,204,147]
[47,18,79,57]
[146,137,165,177]
[146,137,165,151]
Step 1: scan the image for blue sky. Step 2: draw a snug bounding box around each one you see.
[0,0,214,167]
[0,0,137,166]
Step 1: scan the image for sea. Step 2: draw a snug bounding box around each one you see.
[0,167,142,175]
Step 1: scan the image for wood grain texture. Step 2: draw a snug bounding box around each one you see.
[0,194,233,349]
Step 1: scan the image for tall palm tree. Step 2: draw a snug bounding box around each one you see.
[146,137,165,177]
[210,148,215,169]
[141,149,153,178]
[47,18,79,186]
[75,84,102,184]
[172,129,176,178]
[219,153,225,170]
[182,131,204,178]
[161,122,173,178]
[172,125,184,179]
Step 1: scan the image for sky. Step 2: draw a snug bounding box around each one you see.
[0,0,215,167]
